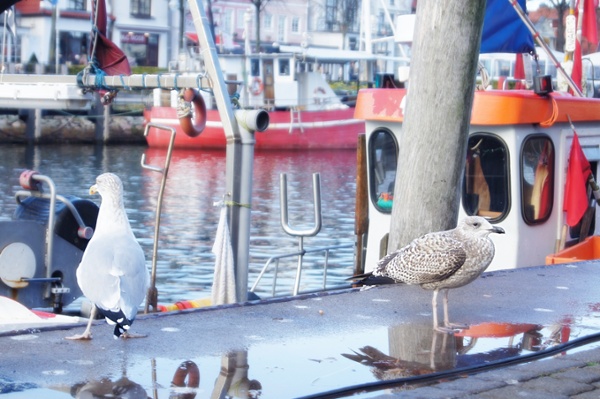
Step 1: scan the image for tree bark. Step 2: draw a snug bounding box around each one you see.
[388,0,487,251]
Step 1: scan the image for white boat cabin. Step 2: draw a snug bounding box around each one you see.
[356,88,600,272]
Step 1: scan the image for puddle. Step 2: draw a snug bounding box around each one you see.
[3,317,600,398]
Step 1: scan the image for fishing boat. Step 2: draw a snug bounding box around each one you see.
[354,0,600,273]
[143,47,394,150]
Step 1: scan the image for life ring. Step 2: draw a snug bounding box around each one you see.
[250,77,263,96]
[178,88,207,138]
[172,360,200,390]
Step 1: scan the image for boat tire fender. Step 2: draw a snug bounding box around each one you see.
[179,88,207,138]
[172,360,200,389]
[250,77,263,96]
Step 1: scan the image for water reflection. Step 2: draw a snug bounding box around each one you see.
[67,353,261,399]
[0,145,356,304]
[2,315,600,399]
[341,321,573,393]
[72,377,147,399]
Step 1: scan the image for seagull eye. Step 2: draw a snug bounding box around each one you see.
[473,222,480,228]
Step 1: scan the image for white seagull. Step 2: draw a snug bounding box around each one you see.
[353,216,504,333]
[66,173,149,340]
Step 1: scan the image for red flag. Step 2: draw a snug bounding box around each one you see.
[514,53,525,89]
[582,0,599,49]
[570,0,598,93]
[564,133,591,226]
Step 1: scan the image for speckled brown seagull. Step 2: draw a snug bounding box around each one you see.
[353,216,504,333]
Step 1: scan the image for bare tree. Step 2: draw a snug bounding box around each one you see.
[249,0,271,52]
[542,0,569,52]
[337,0,360,48]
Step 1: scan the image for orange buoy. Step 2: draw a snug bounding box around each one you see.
[179,88,207,138]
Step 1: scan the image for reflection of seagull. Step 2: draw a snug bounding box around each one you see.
[353,216,504,332]
[67,173,149,340]
[71,377,147,399]
[342,346,433,380]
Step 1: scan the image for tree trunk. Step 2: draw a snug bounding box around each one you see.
[388,0,486,251]
[254,3,261,52]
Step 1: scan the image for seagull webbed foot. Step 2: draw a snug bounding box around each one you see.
[65,331,93,340]
[434,325,459,334]
[119,331,147,339]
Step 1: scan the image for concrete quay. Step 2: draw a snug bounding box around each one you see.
[1,261,600,398]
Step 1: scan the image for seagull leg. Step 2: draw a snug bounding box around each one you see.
[431,289,440,330]
[65,306,97,340]
[433,289,458,334]
[442,289,468,331]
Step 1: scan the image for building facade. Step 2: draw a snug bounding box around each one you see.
[3,0,411,72]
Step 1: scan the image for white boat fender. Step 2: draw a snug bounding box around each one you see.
[177,88,207,138]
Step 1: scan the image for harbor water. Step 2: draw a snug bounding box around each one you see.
[0,144,357,305]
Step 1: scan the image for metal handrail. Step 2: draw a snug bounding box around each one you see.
[250,243,353,297]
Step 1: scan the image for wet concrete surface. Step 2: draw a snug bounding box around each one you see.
[2,261,600,398]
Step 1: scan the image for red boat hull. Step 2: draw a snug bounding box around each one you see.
[144,107,363,150]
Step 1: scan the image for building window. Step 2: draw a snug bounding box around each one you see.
[121,32,158,66]
[222,9,233,36]
[60,31,89,65]
[325,0,336,31]
[68,0,86,11]
[521,135,554,225]
[278,15,286,42]
[279,59,290,75]
[264,13,272,31]
[130,0,151,18]
[369,129,398,213]
[462,133,510,221]
[237,9,245,29]
[291,17,300,33]
[250,58,260,76]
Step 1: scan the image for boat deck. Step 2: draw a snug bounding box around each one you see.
[2,261,600,398]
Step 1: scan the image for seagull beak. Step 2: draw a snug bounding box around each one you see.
[492,226,505,234]
[89,184,98,195]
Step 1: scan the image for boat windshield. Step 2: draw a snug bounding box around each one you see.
[462,134,509,221]
[520,134,554,225]
[369,129,397,213]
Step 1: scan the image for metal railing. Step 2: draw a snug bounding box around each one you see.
[250,243,354,297]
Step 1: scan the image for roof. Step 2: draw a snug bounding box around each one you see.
[354,88,600,126]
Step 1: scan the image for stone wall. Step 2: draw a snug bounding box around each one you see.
[0,115,146,144]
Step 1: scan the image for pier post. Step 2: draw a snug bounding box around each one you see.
[23,109,42,144]
[92,93,108,142]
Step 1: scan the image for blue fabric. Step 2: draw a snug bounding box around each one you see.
[481,0,535,54]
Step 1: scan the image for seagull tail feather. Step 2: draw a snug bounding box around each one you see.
[347,272,396,286]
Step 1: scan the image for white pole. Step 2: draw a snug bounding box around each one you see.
[2,11,7,72]
[55,7,60,73]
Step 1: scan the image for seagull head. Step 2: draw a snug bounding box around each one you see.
[89,173,124,203]
[459,216,505,238]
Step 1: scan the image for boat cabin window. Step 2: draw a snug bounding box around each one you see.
[520,135,554,225]
[369,129,398,213]
[279,59,290,76]
[250,59,260,77]
[462,134,509,221]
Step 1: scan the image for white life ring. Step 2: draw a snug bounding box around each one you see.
[250,77,264,96]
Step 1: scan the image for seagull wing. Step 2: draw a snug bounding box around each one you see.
[77,232,147,321]
[375,232,467,285]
